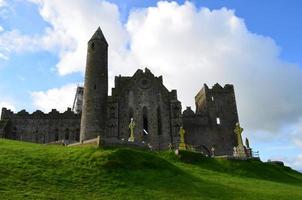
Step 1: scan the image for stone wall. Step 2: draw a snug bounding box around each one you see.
[0,75,240,156]
[183,83,239,156]
[0,108,80,144]
[109,68,182,150]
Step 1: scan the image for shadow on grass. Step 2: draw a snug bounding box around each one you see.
[164,150,302,185]
[99,148,239,200]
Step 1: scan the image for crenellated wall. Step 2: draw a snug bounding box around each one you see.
[183,83,239,156]
[0,26,243,155]
[0,107,80,144]
[0,80,240,156]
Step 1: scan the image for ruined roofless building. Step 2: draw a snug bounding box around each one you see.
[0,27,242,155]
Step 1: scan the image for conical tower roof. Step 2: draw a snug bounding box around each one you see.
[89,27,108,45]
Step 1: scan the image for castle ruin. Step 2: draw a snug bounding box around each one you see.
[0,27,242,156]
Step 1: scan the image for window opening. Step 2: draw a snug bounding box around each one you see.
[216,117,221,125]
[143,107,149,134]
[157,107,162,135]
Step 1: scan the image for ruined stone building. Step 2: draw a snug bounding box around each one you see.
[0,27,240,155]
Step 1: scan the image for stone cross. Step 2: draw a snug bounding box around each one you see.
[233,146,237,157]
[211,146,215,157]
[234,122,247,158]
[169,143,173,151]
[234,122,244,146]
[179,126,186,150]
[128,118,135,142]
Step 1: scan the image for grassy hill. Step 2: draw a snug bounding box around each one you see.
[0,139,301,200]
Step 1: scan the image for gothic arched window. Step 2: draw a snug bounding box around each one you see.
[65,128,70,140]
[54,128,59,141]
[157,107,162,135]
[143,107,148,134]
[129,107,134,121]
[75,128,80,141]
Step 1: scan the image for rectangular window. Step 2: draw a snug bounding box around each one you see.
[211,96,214,101]
[216,117,221,125]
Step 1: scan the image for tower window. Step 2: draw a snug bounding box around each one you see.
[94,84,96,90]
[91,42,95,50]
[143,107,148,133]
[216,117,221,125]
[128,107,134,121]
[75,128,80,141]
[54,129,59,141]
[157,107,162,135]
[65,128,69,140]
[35,130,39,142]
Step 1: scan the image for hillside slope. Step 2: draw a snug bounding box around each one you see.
[0,139,301,200]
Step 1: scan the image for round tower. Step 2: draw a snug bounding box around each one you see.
[80,27,108,142]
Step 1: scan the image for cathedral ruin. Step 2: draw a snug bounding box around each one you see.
[0,27,243,156]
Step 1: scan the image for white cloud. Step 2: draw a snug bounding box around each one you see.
[0,52,8,60]
[0,0,6,7]
[0,101,16,118]
[30,83,77,112]
[293,155,302,171]
[124,2,302,134]
[0,101,15,111]
[268,154,302,172]
[4,1,302,139]
[0,29,40,60]
[284,154,302,172]
[295,139,302,149]
[27,0,129,76]
[288,119,302,149]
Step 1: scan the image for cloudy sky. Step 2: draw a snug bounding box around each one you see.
[0,0,301,171]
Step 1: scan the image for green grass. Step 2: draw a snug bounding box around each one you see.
[0,139,301,200]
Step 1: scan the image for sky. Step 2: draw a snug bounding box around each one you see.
[0,0,301,171]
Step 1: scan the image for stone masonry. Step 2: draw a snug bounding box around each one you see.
[0,27,241,155]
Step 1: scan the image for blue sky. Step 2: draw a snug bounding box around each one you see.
[109,0,302,64]
[0,0,302,171]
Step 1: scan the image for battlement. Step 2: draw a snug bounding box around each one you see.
[196,83,234,99]
[1,107,79,120]
[193,82,238,128]
[204,83,234,93]
[169,90,178,100]
[194,83,236,113]
[183,106,195,117]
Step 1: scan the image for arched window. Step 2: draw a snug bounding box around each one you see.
[43,133,46,144]
[108,124,115,137]
[54,128,59,141]
[129,107,134,121]
[143,107,148,134]
[110,106,115,118]
[75,128,80,141]
[157,107,162,135]
[35,129,39,143]
[128,107,134,137]
[216,117,221,125]
[12,127,17,139]
[65,128,69,140]
[174,124,180,136]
